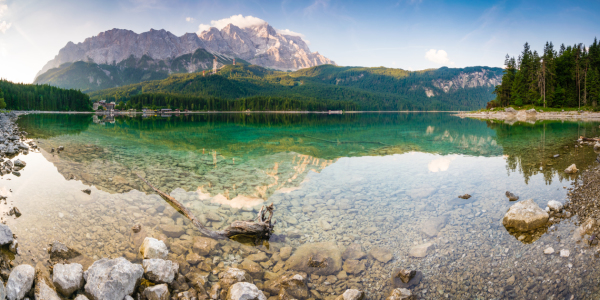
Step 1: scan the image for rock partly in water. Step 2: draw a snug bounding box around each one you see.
[83,257,144,300]
[386,288,412,300]
[218,268,252,292]
[52,263,84,297]
[6,264,35,300]
[391,268,422,288]
[34,263,61,300]
[143,284,170,300]
[142,259,179,284]
[264,273,308,300]
[565,164,578,174]
[0,224,13,246]
[505,191,519,201]
[139,237,168,259]
[547,200,563,212]
[226,282,266,300]
[285,242,342,275]
[502,199,549,232]
[335,289,365,300]
[504,107,517,113]
[48,240,81,260]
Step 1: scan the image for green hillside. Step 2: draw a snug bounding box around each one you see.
[88,64,503,111]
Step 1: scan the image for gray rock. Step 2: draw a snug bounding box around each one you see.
[386,288,412,300]
[83,257,143,300]
[0,278,6,300]
[226,282,266,300]
[142,284,169,300]
[34,264,60,300]
[142,259,178,284]
[504,107,517,113]
[547,200,563,212]
[6,264,35,300]
[335,289,365,300]
[12,160,25,168]
[139,237,168,259]
[48,241,81,260]
[52,263,84,297]
[0,224,13,246]
[74,296,89,300]
[502,199,549,232]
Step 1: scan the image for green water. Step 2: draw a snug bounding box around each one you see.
[8,113,600,299]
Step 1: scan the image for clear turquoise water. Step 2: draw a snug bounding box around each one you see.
[9,113,600,299]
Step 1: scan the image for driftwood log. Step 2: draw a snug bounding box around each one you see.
[136,173,275,241]
[581,136,600,142]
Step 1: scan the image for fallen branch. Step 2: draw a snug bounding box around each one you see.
[136,173,275,241]
[581,136,600,142]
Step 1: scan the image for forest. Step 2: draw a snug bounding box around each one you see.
[490,38,600,109]
[0,80,92,111]
[125,93,358,111]
[89,64,503,111]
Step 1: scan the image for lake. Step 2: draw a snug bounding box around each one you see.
[6,112,600,299]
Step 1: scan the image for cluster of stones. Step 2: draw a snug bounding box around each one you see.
[0,232,415,300]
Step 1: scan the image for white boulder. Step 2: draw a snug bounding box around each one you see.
[139,237,168,259]
[83,257,144,300]
[6,264,35,300]
[142,259,179,284]
[502,199,549,232]
[52,263,84,297]
[547,200,563,212]
[142,284,170,300]
[226,282,266,300]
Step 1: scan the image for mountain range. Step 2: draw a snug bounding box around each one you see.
[35,23,333,84]
[32,21,503,111]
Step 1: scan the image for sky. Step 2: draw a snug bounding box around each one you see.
[0,0,599,83]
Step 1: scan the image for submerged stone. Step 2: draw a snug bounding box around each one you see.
[502,199,549,232]
[285,242,342,275]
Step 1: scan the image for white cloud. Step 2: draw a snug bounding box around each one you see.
[276,28,303,37]
[0,21,10,33]
[0,2,10,34]
[197,14,266,34]
[186,17,195,23]
[425,49,454,65]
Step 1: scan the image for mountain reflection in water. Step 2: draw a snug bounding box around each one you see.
[10,112,600,299]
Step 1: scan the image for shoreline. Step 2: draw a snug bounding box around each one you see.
[456,109,600,122]
[0,112,408,300]
[15,110,465,115]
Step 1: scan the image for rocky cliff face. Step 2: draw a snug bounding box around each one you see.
[198,23,334,71]
[36,24,334,80]
[432,69,502,93]
[36,29,206,79]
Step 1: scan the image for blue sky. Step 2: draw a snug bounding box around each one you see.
[0,0,599,83]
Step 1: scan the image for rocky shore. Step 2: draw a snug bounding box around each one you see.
[0,112,420,300]
[457,107,600,123]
